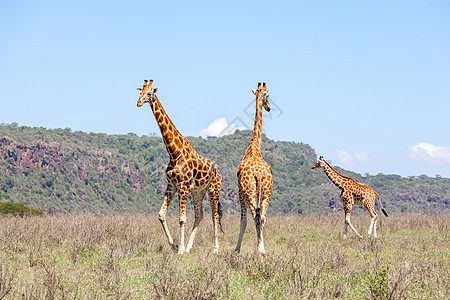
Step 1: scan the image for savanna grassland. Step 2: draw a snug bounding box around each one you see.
[0,214,448,299]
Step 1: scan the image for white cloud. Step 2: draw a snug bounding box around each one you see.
[354,151,371,163]
[407,142,450,164]
[199,117,245,138]
[336,149,372,166]
[336,149,354,165]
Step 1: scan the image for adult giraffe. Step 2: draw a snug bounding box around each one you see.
[235,82,273,255]
[311,156,388,239]
[137,79,222,255]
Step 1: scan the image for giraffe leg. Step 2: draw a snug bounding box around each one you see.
[158,182,178,251]
[365,196,378,238]
[177,184,190,255]
[344,216,348,239]
[235,193,248,253]
[185,190,205,254]
[236,176,256,253]
[246,191,263,255]
[257,176,272,256]
[366,207,378,238]
[254,205,264,256]
[245,183,265,255]
[208,175,222,254]
[343,201,362,239]
[260,175,273,229]
[343,199,349,239]
[373,217,378,238]
[368,216,378,238]
[345,218,362,239]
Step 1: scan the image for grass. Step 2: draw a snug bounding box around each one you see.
[0,213,448,299]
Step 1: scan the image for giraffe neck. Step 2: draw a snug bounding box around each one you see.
[244,93,263,158]
[322,160,348,189]
[150,95,190,161]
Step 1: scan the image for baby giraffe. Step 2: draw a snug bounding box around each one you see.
[311,156,388,238]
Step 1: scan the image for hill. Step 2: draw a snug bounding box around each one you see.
[0,124,449,215]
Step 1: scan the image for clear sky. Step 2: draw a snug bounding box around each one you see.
[1,1,449,178]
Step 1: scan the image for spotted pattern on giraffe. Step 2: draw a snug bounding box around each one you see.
[235,82,273,256]
[137,79,223,255]
[311,156,388,239]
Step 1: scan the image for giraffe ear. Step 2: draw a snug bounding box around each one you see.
[251,88,257,95]
[137,88,142,92]
[153,88,158,93]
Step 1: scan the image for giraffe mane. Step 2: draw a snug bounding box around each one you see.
[321,158,355,182]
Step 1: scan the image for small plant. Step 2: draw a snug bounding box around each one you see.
[0,202,44,217]
[0,264,17,299]
[368,264,390,299]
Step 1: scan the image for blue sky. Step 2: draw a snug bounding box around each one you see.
[1,1,449,178]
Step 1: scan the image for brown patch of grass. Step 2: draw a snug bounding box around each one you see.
[0,214,448,299]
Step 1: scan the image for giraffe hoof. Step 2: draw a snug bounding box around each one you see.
[171,244,179,252]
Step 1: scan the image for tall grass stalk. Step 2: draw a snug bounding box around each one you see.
[0,214,448,299]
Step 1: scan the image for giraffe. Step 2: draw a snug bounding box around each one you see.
[235,82,273,255]
[311,156,388,239]
[137,79,223,255]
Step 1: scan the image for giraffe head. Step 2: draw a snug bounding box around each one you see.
[137,79,158,107]
[311,156,325,169]
[251,82,270,112]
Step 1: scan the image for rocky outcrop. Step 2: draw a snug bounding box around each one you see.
[0,137,146,192]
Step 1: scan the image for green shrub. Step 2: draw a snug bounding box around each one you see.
[0,202,44,217]
[368,264,389,299]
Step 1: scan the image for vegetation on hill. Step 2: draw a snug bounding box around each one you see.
[0,202,44,217]
[0,124,449,215]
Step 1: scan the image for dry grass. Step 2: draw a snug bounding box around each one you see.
[0,214,448,299]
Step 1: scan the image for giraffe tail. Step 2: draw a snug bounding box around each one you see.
[255,207,262,234]
[218,201,224,233]
[212,164,224,233]
[255,176,262,231]
[375,191,388,217]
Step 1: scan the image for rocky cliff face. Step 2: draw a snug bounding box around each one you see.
[1,137,64,175]
[0,137,146,193]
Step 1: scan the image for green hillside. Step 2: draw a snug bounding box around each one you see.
[0,124,449,215]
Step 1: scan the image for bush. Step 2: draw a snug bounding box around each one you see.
[0,202,44,217]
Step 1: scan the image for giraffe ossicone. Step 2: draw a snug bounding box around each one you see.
[137,79,223,255]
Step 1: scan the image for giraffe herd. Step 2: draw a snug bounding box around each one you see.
[137,79,388,255]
